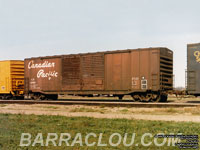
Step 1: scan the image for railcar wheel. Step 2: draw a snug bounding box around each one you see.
[4,95,12,100]
[39,95,46,100]
[31,94,43,100]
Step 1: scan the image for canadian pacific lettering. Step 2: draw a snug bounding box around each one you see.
[28,60,58,80]
[37,69,58,80]
[28,61,55,69]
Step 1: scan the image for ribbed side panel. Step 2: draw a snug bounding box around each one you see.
[81,54,104,90]
[10,61,24,93]
[160,50,173,90]
[62,56,81,90]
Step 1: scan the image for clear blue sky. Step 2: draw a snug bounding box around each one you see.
[0,0,200,87]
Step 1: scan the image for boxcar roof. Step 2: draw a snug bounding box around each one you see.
[187,43,200,46]
[25,47,172,60]
[0,60,23,62]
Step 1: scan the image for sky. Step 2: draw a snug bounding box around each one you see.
[0,0,200,87]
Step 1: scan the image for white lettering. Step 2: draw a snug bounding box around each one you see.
[58,133,71,146]
[141,133,153,147]
[154,133,167,147]
[32,133,44,147]
[85,133,97,147]
[166,133,182,147]
[28,60,56,69]
[46,133,58,146]
[71,133,83,146]
[109,133,122,147]
[37,69,58,80]
[19,133,32,147]
[97,133,107,147]
[123,133,136,147]
[20,132,180,147]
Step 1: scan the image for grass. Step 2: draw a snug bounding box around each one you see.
[40,105,59,109]
[161,107,200,115]
[69,107,107,114]
[120,109,129,114]
[0,104,7,107]
[0,114,199,150]
[123,107,200,116]
[70,107,97,112]
[163,108,179,113]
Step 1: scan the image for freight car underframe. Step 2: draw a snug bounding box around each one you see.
[26,90,168,102]
[0,91,24,100]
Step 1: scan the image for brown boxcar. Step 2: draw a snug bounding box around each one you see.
[24,47,173,101]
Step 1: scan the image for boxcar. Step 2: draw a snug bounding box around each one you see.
[24,47,173,102]
[0,60,24,99]
[187,43,200,96]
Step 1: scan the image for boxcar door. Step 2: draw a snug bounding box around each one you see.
[81,54,104,90]
[62,55,81,91]
[105,52,131,91]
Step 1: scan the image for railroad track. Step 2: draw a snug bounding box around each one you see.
[0,100,199,108]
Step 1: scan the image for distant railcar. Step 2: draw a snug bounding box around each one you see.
[24,48,173,102]
[0,60,24,99]
[187,43,200,96]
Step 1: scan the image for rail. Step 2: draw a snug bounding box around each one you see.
[0,100,199,108]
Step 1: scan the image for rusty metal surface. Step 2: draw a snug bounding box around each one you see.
[160,48,173,90]
[187,43,200,95]
[24,58,62,93]
[81,54,104,90]
[105,48,173,93]
[105,53,131,90]
[24,47,173,95]
[62,55,81,90]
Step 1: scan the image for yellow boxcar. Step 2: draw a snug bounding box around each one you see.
[0,60,24,99]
